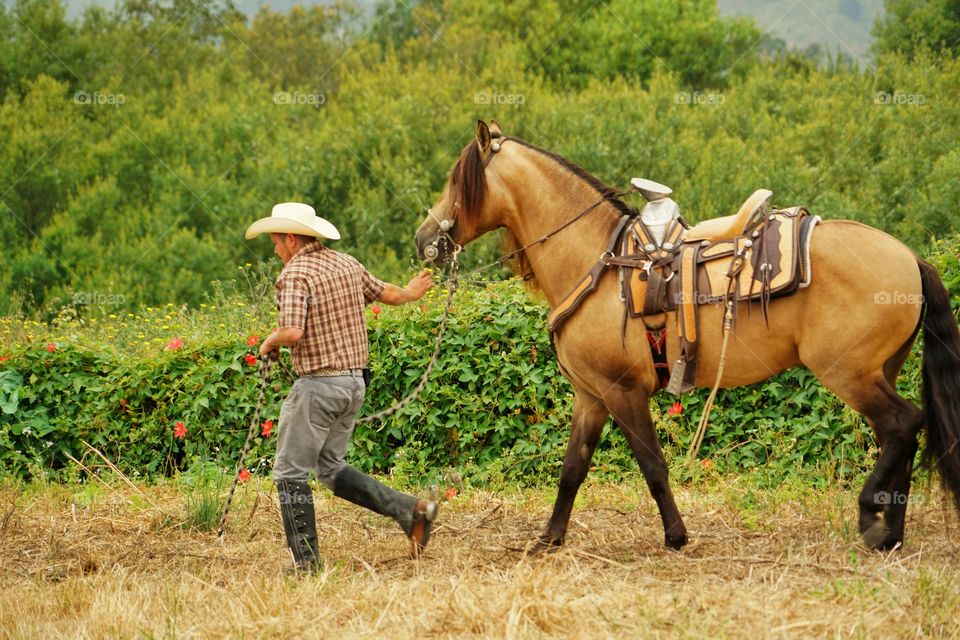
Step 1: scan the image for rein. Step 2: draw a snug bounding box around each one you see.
[456,189,632,281]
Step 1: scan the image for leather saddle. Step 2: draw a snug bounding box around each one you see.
[547,188,821,395]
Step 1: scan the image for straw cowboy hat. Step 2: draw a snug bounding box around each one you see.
[244,202,341,240]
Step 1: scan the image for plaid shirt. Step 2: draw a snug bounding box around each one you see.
[276,242,385,376]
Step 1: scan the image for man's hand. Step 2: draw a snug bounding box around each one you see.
[380,269,435,305]
[258,327,304,357]
[405,269,434,300]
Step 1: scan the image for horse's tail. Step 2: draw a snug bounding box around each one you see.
[919,258,960,510]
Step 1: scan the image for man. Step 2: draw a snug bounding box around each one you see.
[245,201,437,572]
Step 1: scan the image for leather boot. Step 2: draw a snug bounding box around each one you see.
[276,479,320,572]
[332,464,438,552]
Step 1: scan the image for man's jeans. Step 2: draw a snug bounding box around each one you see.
[273,375,365,488]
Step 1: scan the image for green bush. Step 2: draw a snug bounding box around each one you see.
[1,234,956,485]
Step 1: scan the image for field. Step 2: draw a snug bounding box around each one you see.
[2,474,958,639]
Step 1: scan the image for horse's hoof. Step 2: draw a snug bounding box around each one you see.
[665,532,688,550]
[862,519,892,550]
[532,536,563,554]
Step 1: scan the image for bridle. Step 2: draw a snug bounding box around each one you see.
[421,135,630,274]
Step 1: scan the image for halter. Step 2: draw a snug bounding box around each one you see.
[421,134,506,263]
[423,135,627,271]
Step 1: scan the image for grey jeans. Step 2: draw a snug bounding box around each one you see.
[273,375,366,488]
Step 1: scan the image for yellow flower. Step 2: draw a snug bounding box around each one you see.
[108,314,117,319]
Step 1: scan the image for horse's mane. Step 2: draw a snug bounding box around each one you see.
[449,135,632,291]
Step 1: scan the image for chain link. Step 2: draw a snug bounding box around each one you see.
[218,353,275,540]
[358,251,459,428]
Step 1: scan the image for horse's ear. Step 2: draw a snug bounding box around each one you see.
[489,120,502,136]
[476,120,491,152]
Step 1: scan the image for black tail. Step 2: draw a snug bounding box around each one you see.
[919,258,960,511]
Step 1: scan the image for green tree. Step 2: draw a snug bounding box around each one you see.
[872,0,960,58]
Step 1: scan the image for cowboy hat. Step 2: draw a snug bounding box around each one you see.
[244,202,341,240]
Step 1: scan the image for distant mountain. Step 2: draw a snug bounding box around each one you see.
[717,0,884,63]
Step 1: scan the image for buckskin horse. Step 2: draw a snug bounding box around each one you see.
[414,120,960,552]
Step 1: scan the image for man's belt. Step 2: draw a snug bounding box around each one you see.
[301,368,363,378]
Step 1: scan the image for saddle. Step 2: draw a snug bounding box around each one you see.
[547,189,821,394]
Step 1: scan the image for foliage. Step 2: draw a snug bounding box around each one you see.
[178,458,228,532]
[872,0,960,59]
[1,235,956,485]
[1,0,958,488]
[0,0,958,314]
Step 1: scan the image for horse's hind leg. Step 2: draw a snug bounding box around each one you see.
[539,391,608,547]
[811,369,923,549]
[605,391,687,549]
[876,332,924,548]
[858,383,923,550]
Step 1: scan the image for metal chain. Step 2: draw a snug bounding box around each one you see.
[217,353,275,540]
[358,252,459,429]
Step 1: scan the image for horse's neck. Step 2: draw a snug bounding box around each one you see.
[502,154,622,308]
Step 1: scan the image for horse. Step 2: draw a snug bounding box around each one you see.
[414,120,960,552]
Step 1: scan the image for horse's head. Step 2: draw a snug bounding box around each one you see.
[415,119,509,263]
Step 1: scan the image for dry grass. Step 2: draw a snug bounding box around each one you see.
[1,475,959,639]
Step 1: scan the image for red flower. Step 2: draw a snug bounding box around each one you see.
[261,420,274,437]
[46,343,56,353]
[701,458,714,471]
[173,421,187,439]
[667,401,683,416]
[246,334,259,347]
[0,355,8,362]
[238,468,251,483]
[443,487,458,501]
[120,399,127,413]
[371,304,381,316]
[245,353,257,367]
[166,337,184,350]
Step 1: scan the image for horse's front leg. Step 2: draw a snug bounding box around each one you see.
[539,391,608,547]
[606,391,687,549]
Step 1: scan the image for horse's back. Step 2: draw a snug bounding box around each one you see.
[685,219,922,389]
[553,218,924,395]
